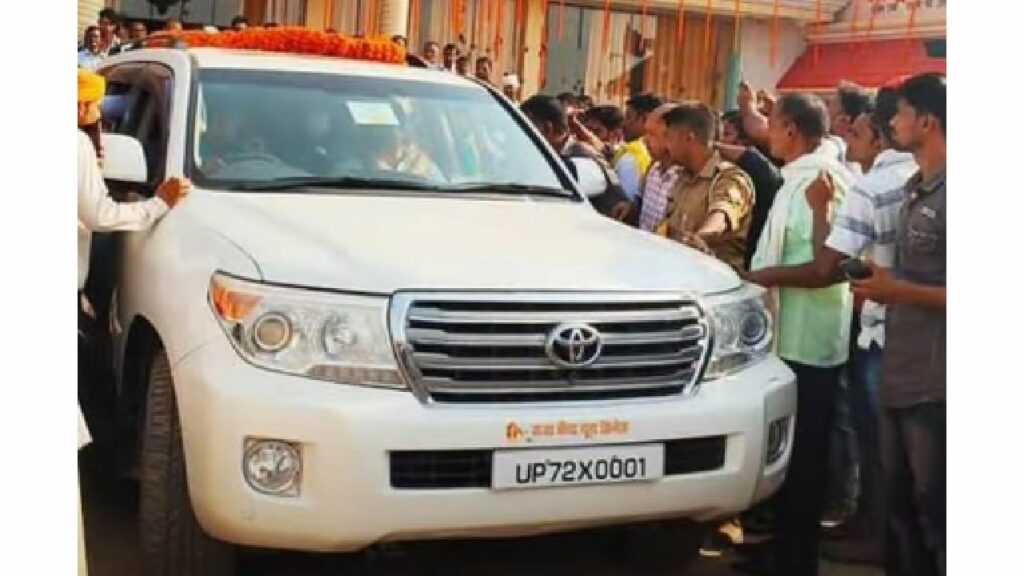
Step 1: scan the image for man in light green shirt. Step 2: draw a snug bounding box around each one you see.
[737,93,855,576]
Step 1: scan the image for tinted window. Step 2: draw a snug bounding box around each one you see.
[189,69,565,194]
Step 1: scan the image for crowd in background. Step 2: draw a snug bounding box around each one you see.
[77,7,946,576]
[510,74,946,576]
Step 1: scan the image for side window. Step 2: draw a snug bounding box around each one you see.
[100,64,174,194]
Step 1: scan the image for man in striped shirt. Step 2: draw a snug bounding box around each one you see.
[638,103,680,232]
[744,87,917,563]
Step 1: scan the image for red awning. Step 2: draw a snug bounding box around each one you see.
[777,39,946,91]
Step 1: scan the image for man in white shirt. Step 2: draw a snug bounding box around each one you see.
[78,67,189,576]
[743,87,917,564]
[78,69,189,438]
[78,70,189,296]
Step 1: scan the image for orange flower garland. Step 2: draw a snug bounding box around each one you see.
[150,27,405,65]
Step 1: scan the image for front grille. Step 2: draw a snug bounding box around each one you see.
[392,293,710,403]
[389,436,727,489]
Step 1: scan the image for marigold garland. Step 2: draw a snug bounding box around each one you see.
[150,27,405,65]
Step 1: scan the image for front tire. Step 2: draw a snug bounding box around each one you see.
[139,348,236,576]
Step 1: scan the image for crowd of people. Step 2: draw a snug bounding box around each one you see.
[77,8,945,576]
[511,75,946,576]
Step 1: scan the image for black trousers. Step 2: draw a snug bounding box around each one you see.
[881,402,946,576]
[774,361,842,576]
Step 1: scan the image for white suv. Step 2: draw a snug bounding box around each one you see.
[94,46,795,575]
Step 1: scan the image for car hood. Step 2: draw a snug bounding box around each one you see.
[187,190,740,296]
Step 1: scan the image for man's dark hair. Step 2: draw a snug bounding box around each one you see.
[83,25,100,44]
[870,87,900,144]
[231,16,249,27]
[897,73,946,134]
[663,103,717,146]
[577,95,595,110]
[521,95,568,131]
[475,56,491,65]
[443,43,459,53]
[556,92,577,106]
[581,105,625,131]
[626,93,664,116]
[721,110,750,144]
[98,8,120,24]
[776,92,831,140]
[836,82,874,120]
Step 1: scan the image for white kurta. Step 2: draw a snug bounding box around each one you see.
[78,130,173,575]
[77,130,168,291]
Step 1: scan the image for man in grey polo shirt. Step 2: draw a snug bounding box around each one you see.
[852,73,946,576]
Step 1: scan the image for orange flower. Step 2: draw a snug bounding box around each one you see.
[152,27,405,64]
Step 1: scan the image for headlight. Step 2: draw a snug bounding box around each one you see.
[702,283,773,380]
[209,273,405,389]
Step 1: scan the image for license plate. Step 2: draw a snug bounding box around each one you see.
[492,444,664,490]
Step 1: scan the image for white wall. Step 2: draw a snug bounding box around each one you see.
[738,18,806,92]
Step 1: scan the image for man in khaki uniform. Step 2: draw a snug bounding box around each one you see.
[658,102,755,271]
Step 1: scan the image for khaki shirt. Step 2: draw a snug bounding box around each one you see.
[659,152,755,270]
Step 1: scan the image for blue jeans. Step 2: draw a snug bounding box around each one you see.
[850,343,885,534]
[828,375,860,514]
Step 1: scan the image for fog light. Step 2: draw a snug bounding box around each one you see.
[766,417,789,465]
[243,439,302,496]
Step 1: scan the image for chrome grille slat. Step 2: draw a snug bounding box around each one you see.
[412,346,702,370]
[392,293,710,403]
[421,368,696,390]
[405,325,706,347]
[407,307,700,325]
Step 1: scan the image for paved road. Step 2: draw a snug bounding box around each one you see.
[81,455,881,576]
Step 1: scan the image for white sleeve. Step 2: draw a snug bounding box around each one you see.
[78,132,168,233]
[825,183,875,259]
[615,154,641,202]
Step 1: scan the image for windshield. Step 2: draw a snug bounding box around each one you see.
[188,68,567,195]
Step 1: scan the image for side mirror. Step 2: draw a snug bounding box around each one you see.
[569,157,608,198]
[101,133,148,184]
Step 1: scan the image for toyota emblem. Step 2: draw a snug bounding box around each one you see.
[545,323,603,368]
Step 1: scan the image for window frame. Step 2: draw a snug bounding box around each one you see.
[99,61,175,196]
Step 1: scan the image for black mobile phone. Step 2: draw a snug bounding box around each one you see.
[841,259,873,281]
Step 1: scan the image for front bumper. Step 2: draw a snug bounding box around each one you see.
[173,336,795,553]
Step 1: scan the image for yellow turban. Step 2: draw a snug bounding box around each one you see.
[78,69,105,103]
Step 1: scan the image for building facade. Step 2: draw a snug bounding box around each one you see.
[82,2,940,105]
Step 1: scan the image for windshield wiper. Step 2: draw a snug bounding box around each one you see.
[444,183,576,198]
[231,176,444,192]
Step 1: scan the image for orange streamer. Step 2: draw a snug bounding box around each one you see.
[641,0,648,39]
[410,0,420,42]
[733,0,741,51]
[676,0,686,54]
[495,0,505,55]
[702,0,712,75]
[814,0,822,66]
[850,0,859,36]
[539,0,550,89]
[601,0,612,52]
[904,0,919,68]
